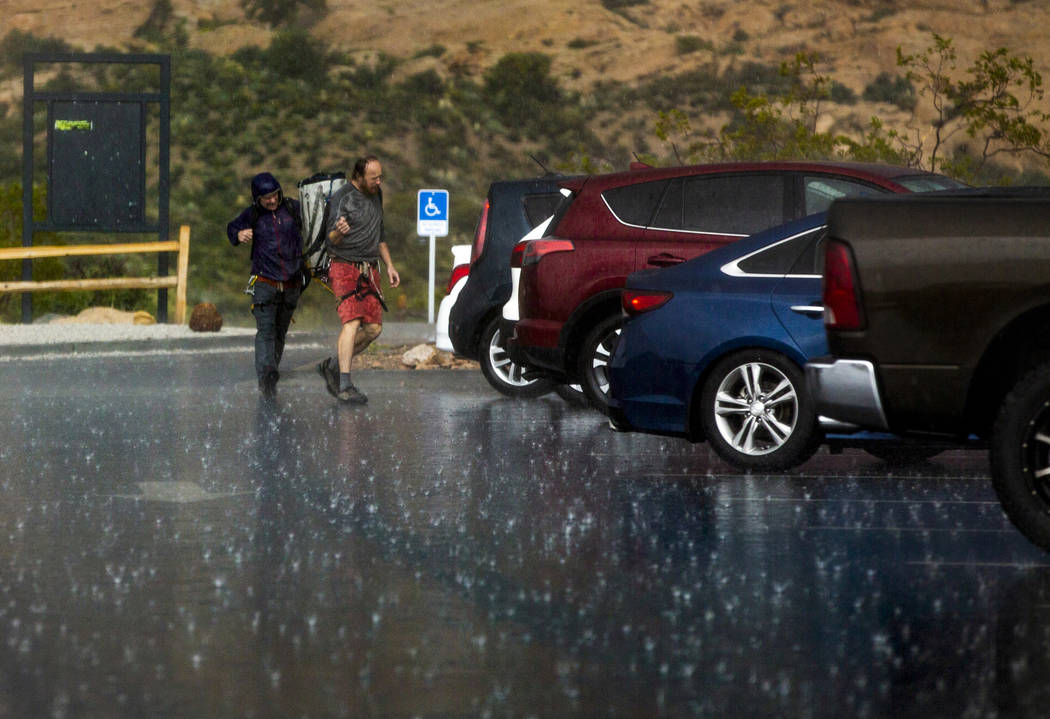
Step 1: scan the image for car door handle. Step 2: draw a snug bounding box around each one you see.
[647,253,685,267]
[790,304,824,317]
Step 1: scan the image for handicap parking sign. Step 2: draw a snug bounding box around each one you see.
[417,189,449,237]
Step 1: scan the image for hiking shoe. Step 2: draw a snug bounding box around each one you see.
[316,357,339,398]
[337,383,368,405]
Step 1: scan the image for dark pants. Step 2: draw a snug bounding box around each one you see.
[251,280,301,382]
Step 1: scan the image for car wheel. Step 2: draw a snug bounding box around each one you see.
[478,317,553,398]
[554,382,590,407]
[699,349,821,471]
[577,315,622,415]
[990,366,1050,552]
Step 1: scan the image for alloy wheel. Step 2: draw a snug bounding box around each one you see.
[713,360,799,456]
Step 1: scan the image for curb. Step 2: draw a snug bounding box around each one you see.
[0,323,436,358]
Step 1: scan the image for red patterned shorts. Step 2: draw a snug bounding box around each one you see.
[330,261,383,325]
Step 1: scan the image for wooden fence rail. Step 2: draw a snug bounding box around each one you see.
[0,225,190,324]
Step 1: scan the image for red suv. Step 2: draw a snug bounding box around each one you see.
[505,161,964,412]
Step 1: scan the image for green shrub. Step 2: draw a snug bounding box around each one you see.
[400,69,445,98]
[264,28,328,84]
[413,44,446,59]
[483,53,562,123]
[829,81,857,105]
[675,35,711,55]
[0,30,74,73]
[240,0,327,28]
[862,72,916,110]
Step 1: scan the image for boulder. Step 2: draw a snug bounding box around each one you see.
[401,343,439,368]
[51,307,155,324]
[189,302,223,332]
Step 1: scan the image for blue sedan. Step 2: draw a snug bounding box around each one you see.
[608,214,831,470]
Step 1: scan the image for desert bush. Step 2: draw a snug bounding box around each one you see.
[0,30,74,74]
[134,0,189,49]
[240,0,327,28]
[675,36,711,55]
[413,45,446,59]
[863,72,916,110]
[829,81,857,105]
[568,38,598,50]
[483,53,562,123]
[896,33,1050,176]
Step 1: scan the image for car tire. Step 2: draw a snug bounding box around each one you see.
[478,317,553,398]
[990,365,1050,552]
[699,349,821,471]
[577,314,623,415]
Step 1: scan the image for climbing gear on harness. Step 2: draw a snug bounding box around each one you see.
[254,275,291,291]
[336,261,389,312]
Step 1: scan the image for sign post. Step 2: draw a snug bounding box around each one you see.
[417,189,449,324]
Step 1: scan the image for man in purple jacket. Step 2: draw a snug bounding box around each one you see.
[227,172,305,396]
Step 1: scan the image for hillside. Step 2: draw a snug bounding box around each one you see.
[3,0,1050,326]
[8,0,1050,94]
[7,0,1050,179]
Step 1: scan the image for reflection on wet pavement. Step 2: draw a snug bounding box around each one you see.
[0,347,1047,717]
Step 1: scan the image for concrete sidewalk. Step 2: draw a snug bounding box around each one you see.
[0,322,435,358]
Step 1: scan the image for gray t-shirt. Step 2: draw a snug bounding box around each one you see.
[326,184,384,263]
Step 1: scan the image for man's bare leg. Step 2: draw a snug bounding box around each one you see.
[356,323,382,353]
[338,318,361,373]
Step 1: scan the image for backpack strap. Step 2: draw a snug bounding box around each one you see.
[283,198,302,235]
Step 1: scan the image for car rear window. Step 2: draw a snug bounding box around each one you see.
[521,193,564,228]
[602,179,669,227]
[894,174,968,192]
[736,227,826,275]
[803,176,884,215]
[653,174,785,235]
[546,188,577,237]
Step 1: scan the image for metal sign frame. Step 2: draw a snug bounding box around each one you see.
[21,53,171,322]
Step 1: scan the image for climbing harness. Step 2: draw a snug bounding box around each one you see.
[336,261,389,312]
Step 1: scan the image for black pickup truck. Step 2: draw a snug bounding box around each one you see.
[806,188,1050,551]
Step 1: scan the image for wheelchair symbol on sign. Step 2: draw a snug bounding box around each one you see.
[424,196,441,217]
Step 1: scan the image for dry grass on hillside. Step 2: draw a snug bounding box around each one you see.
[5,0,1050,174]
[8,0,1050,93]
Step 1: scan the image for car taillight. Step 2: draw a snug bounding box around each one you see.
[510,240,527,269]
[521,239,574,266]
[622,289,672,316]
[445,264,469,295]
[470,199,490,265]
[823,239,864,330]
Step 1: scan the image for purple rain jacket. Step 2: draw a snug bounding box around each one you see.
[226,172,303,282]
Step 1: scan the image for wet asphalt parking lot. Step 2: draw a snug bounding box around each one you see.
[1,334,1049,718]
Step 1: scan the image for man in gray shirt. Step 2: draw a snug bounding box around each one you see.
[317,156,400,404]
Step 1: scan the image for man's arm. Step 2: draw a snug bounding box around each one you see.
[328,216,350,245]
[227,207,253,246]
[379,242,400,287]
